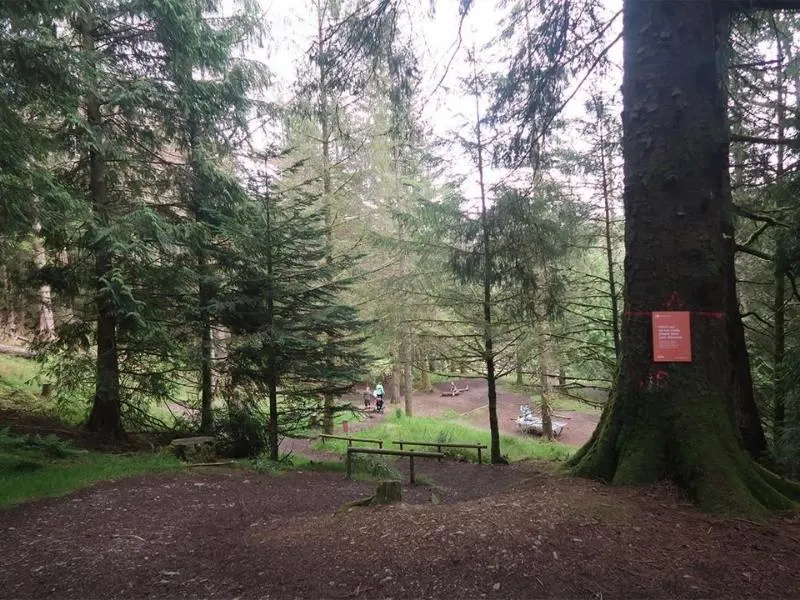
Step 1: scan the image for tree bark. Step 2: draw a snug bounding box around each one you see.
[265,190,279,461]
[198,260,214,435]
[420,356,432,392]
[390,359,401,404]
[772,17,787,438]
[403,350,413,417]
[536,319,554,441]
[82,14,122,440]
[599,118,620,359]
[317,1,336,435]
[570,0,795,512]
[471,53,504,464]
[774,239,787,434]
[32,225,55,342]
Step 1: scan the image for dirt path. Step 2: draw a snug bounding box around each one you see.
[2,467,798,599]
[346,378,599,447]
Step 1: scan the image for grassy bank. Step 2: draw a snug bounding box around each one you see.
[0,430,181,509]
[313,411,572,463]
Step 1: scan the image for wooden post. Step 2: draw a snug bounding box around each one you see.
[348,439,353,447]
[346,448,352,479]
[409,452,415,484]
[378,440,383,449]
[478,447,482,465]
[399,442,404,450]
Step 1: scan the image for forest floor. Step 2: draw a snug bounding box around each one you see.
[2,381,799,598]
[2,461,799,599]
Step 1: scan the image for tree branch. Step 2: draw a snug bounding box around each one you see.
[731,133,800,147]
[733,204,790,228]
[738,0,800,10]
[736,244,774,262]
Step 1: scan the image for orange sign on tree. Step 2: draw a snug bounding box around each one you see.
[652,311,691,362]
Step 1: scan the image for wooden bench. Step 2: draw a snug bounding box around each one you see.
[392,440,487,464]
[319,434,383,448]
[345,447,445,484]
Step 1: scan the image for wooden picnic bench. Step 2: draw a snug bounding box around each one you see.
[319,433,383,448]
[392,440,487,464]
[345,447,445,484]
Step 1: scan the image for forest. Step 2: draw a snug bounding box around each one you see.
[2,0,800,596]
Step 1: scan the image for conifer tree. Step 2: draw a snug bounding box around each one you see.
[147,0,266,433]
[220,165,369,460]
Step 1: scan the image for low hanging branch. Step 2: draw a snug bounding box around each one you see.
[735,243,775,262]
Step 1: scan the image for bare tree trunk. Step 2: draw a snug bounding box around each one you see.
[0,266,17,340]
[420,355,432,392]
[598,114,620,359]
[32,225,55,342]
[390,359,401,404]
[403,356,413,417]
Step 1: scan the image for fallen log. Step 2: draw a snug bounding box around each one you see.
[0,344,34,358]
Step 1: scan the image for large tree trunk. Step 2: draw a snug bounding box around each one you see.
[83,14,122,441]
[570,0,796,512]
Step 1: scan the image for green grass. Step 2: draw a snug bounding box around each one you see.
[0,354,41,394]
[0,430,182,509]
[312,412,572,463]
[251,451,401,481]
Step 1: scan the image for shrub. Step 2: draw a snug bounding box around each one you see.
[215,406,270,458]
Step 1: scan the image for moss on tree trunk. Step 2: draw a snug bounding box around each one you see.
[570,0,799,513]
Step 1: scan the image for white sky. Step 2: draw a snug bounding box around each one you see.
[256,0,624,203]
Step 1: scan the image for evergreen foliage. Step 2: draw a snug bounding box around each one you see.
[220,165,369,459]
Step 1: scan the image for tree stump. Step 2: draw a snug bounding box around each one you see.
[372,480,402,505]
[169,436,216,463]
